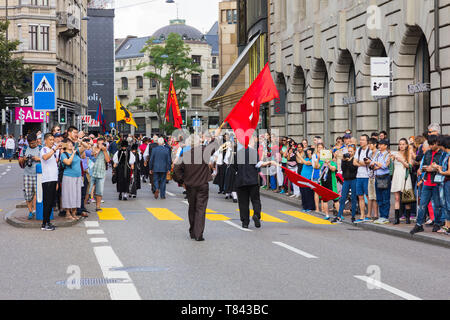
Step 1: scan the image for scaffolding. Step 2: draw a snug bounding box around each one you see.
[87,0,115,9]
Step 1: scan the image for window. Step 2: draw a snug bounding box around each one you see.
[227,10,233,24]
[137,76,143,89]
[29,25,38,50]
[41,26,49,51]
[121,77,128,90]
[150,79,157,88]
[191,74,201,88]
[211,75,219,88]
[191,95,202,108]
[233,9,237,23]
[31,0,49,5]
[212,56,217,69]
[192,55,201,65]
[149,95,157,100]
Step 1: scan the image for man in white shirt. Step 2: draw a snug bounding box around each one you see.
[40,133,61,231]
[5,135,15,161]
[353,134,372,223]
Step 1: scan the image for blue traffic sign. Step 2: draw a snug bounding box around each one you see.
[193,119,201,127]
[32,72,57,112]
[110,122,115,128]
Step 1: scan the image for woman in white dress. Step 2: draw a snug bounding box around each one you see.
[391,138,413,224]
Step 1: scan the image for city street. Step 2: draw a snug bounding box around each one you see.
[0,164,448,300]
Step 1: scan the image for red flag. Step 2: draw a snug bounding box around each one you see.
[225,63,279,148]
[282,167,340,202]
[165,78,182,129]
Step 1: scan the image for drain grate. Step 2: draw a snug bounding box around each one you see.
[56,278,129,286]
[109,266,169,272]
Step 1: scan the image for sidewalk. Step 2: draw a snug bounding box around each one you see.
[5,208,81,229]
[260,188,450,249]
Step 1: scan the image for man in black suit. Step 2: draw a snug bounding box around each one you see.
[233,136,276,229]
[144,135,159,193]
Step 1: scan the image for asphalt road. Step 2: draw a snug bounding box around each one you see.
[0,164,449,300]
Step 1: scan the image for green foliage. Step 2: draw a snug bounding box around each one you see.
[0,21,32,108]
[137,32,203,133]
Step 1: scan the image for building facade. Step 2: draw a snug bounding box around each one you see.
[87,8,114,130]
[114,19,220,136]
[0,0,88,134]
[269,0,449,146]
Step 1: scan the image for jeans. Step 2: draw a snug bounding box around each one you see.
[0,147,5,158]
[338,179,357,219]
[444,181,450,221]
[153,172,167,198]
[416,185,442,226]
[375,180,391,219]
[5,148,13,159]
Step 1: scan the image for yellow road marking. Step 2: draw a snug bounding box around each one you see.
[236,209,287,223]
[97,208,125,221]
[280,211,335,225]
[205,208,230,221]
[146,208,183,221]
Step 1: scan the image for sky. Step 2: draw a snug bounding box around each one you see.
[114,0,220,39]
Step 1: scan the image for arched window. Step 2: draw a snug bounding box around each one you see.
[121,77,128,90]
[414,34,430,135]
[348,62,356,132]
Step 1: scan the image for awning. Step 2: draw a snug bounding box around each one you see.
[204,32,260,106]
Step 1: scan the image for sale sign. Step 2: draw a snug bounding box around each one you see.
[15,107,48,123]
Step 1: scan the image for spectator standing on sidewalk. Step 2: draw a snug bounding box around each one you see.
[354,134,372,223]
[5,135,15,161]
[40,133,60,231]
[90,137,110,211]
[371,139,391,225]
[19,133,40,220]
[367,138,379,220]
[437,135,450,234]
[0,135,7,159]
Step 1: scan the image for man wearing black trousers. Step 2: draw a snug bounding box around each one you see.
[233,137,276,229]
[40,133,61,231]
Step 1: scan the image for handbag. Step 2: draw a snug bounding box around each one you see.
[401,167,415,203]
[375,174,390,189]
[111,168,117,184]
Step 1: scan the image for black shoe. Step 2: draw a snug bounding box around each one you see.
[95,208,102,212]
[410,225,424,235]
[42,223,55,231]
[252,215,261,228]
[161,197,166,199]
[183,191,187,194]
[123,197,128,201]
[242,223,249,229]
[233,199,238,203]
[119,193,123,200]
[351,217,355,223]
[225,195,229,200]
[432,224,441,233]
[195,237,205,241]
[394,210,400,225]
[58,211,65,217]
[190,234,195,239]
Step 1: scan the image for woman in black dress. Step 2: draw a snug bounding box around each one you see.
[129,143,141,198]
[113,140,135,200]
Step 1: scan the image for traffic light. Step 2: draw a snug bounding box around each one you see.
[58,107,67,124]
[5,108,10,123]
[180,109,187,126]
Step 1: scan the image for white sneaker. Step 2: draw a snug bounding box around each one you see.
[374,219,382,224]
[289,194,296,198]
[380,218,390,224]
[425,219,433,225]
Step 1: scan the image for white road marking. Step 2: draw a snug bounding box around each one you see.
[93,246,141,300]
[7,166,11,169]
[87,229,104,235]
[166,191,175,197]
[272,241,318,259]
[1,172,6,175]
[84,221,100,228]
[90,238,109,243]
[354,276,422,300]
[223,220,253,232]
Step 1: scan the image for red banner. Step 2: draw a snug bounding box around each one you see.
[282,166,340,202]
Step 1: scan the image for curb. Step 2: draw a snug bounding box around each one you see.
[5,209,81,229]
[260,189,450,249]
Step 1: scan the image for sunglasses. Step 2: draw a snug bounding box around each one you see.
[348,144,356,148]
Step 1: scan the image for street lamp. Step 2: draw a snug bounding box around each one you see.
[166,0,179,19]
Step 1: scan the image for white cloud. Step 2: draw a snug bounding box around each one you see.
[114,0,220,39]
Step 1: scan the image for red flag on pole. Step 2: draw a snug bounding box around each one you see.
[282,166,340,202]
[225,63,279,148]
[165,77,182,129]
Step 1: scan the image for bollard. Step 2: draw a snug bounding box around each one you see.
[35,163,53,221]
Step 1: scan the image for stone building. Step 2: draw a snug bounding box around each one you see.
[0,0,88,133]
[114,19,220,136]
[269,0,449,146]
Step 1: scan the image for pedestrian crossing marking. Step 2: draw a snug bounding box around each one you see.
[236,209,288,223]
[97,208,125,221]
[279,211,334,225]
[147,208,183,221]
[205,209,231,221]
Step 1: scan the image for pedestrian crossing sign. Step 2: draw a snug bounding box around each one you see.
[33,72,57,112]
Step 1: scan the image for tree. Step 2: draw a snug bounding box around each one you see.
[0,21,32,109]
[132,33,203,133]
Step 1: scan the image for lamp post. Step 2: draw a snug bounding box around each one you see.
[80,15,89,130]
[165,0,179,19]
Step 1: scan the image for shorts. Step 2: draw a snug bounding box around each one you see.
[356,178,369,196]
[23,175,37,202]
[368,178,377,201]
[90,177,105,197]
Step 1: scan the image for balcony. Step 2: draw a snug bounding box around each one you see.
[117,88,129,97]
[57,12,80,38]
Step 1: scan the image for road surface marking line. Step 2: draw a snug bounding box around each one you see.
[236,209,288,223]
[166,191,175,197]
[97,208,125,221]
[146,208,183,221]
[87,229,105,235]
[280,211,334,225]
[272,241,318,259]
[84,221,99,228]
[1,172,6,175]
[90,238,109,243]
[205,208,231,221]
[93,246,141,300]
[223,220,253,232]
[354,276,422,300]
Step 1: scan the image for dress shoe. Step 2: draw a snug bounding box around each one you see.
[432,224,441,233]
[195,237,205,241]
[233,199,238,203]
[154,190,159,199]
[118,193,123,200]
[242,223,249,229]
[253,215,261,228]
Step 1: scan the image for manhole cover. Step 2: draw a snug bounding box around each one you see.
[109,266,169,272]
[56,278,129,286]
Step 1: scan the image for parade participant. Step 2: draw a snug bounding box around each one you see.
[144,135,159,193]
[113,140,135,201]
[19,133,40,220]
[90,137,110,211]
[149,138,171,199]
[129,143,142,198]
[40,133,60,231]
[223,142,238,203]
[233,136,276,229]
[317,147,339,220]
[139,137,149,183]
[173,134,216,241]
[213,136,229,195]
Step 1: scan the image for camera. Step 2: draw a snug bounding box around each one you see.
[343,153,351,160]
[26,155,33,167]
[83,138,90,143]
